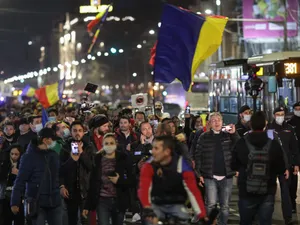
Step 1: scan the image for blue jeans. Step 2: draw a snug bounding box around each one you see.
[204,178,233,225]
[239,194,275,225]
[96,197,124,225]
[32,206,62,225]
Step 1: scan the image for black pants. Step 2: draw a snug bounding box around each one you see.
[2,197,24,225]
[64,192,88,225]
[289,167,298,210]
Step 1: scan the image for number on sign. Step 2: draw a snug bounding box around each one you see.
[284,63,297,74]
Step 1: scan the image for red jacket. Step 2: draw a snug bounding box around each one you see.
[138,156,206,219]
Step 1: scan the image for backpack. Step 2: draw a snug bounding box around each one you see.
[244,136,272,195]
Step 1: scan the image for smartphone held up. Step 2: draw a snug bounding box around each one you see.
[71,142,79,155]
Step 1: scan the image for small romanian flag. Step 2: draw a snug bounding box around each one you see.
[87,5,112,32]
[35,81,64,109]
[22,85,36,97]
[153,4,228,91]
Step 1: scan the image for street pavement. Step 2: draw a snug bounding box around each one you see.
[124,178,300,224]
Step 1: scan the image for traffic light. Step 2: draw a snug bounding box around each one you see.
[110,47,117,54]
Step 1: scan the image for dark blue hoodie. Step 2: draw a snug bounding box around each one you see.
[11,140,61,208]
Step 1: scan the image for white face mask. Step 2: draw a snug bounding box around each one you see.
[275,116,284,125]
[103,145,117,154]
[294,110,300,117]
[35,123,43,133]
[243,115,251,122]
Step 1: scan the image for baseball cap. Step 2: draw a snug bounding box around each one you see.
[239,105,251,114]
[293,102,300,109]
[273,106,285,114]
[38,128,57,140]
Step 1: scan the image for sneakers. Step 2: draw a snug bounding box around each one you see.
[132,213,141,223]
[191,215,200,224]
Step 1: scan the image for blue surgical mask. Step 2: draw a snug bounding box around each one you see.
[48,141,57,149]
[34,123,43,133]
[48,117,56,122]
[63,129,70,138]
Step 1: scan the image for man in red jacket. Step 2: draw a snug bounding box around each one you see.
[138,135,206,224]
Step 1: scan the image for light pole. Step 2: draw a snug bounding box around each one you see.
[216,0,222,61]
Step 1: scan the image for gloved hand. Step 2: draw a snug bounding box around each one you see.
[143,208,157,218]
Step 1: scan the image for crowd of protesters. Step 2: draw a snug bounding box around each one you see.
[0,99,299,225]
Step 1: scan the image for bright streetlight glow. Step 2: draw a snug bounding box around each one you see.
[137,44,142,49]
[149,30,155,35]
[60,37,64,44]
[40,46,45,51]
[87,54,92,59]
[81,59,86,63]
[216,0,221,6]
[104,52,109,56]
[53,67,58,72]
[77,42,82,49]
[162,91,168,96]
[205,9,212,14]
[97,52,101,56]
[119,49,124,53]
[158,22,161,27]
[110,47,117,54]
[91,56,96,60]
[100,42,104,47]
[196,12,201,15]
[28,41,33,45]
[132,72,137,77]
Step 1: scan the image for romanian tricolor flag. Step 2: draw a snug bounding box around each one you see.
[35,80,64,109]
[152,4,228,91]
[87,5,112,32]
[21,85,36,97]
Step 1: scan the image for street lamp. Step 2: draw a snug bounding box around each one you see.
[40,46,45,51]
[132,72,137,77]
[119,49,124,53]
[28,41,33,46]
[149,30,155,35]
[205,9,213,14]
[137,44,142,49]
[216,0,221,6]
[158,22,161,28]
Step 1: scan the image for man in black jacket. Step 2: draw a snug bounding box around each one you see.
[232,111,286,225]
[235,105,252,137]
[288,101,300,213]
[267,107,299,223]
[195,112,239,225]
[60,121,94,225]
[11,128,62,225]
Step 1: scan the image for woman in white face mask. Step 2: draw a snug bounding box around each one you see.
[82,133,133,225]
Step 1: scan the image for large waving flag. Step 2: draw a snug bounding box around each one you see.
[21,85,36,97]
[153,4,228,91]
[35,80,64,109]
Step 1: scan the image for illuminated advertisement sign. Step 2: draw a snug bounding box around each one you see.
[80,5,113,13]
[243,0,298,38]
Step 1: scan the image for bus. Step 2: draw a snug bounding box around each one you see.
[208,52,300,123]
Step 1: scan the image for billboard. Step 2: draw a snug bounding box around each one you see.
[243,0,298,38]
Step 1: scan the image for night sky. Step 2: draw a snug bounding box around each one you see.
[0,0,196,78]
